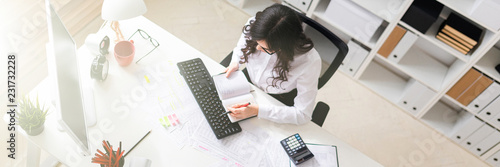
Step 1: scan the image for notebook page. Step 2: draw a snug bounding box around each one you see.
[213,71,251,100]
[221,93,256,122]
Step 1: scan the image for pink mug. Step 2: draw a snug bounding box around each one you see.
[114,40,135,66]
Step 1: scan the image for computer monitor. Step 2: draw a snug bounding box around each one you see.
[45,0,91,155]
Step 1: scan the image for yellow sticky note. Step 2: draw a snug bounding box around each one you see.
[164,116,171,127]
[159,118,166,127]
[144,75,150,83]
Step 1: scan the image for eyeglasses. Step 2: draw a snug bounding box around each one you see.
[128,29,160,63]
[258,43,275,55]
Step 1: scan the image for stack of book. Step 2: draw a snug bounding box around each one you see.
[436,13,483,55]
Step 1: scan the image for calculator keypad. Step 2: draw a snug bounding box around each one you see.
[280,133,314,165]
[282,134,306,156]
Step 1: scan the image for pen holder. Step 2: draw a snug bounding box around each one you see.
[92,140,125,167]
[99,154,124,167]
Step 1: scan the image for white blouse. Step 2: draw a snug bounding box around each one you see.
[230,18,322,125]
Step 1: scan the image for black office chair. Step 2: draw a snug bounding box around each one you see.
[220,10,348,127]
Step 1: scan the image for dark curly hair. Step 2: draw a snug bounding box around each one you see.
[239,4,314,90]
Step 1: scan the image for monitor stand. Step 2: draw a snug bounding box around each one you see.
[52,80,97,131]
[81,82,97,127]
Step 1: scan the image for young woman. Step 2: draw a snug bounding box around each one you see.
[224,4,321,125]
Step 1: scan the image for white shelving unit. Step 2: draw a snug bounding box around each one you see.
[311,0,387,48]
[227,0,500,164]
[382,36,466,91]
[350,0,407,22]
[359,57,410,103]
[475,46,500,82]
[226,0,280,16]
[437,0,499,32]
[421,98,465,136]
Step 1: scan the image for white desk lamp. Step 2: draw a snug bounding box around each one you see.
[101,0,147,43]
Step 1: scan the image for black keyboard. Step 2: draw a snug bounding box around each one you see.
[177,58,242,139]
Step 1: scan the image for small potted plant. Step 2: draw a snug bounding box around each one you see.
[17,95,49,136]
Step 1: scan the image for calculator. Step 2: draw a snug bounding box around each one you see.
[280,133,314,165]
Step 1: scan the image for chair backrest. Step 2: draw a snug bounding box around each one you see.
[296,12,349,89]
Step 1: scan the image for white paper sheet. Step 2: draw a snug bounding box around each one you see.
[191,120,270,167]
[291,144,339,167]
[134,60,204,148]
[260,137,290,167]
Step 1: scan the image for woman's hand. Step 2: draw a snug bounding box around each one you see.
[228,103,258,119]
[223,62,239,78]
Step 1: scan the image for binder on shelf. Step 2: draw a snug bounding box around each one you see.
[388,30,418,63]
[398,79,424,113]
[283,0,312,13]
[340,40,369,76]
[410,89,436,115]
[400,0,443,33]
[456,75,493,106]
[397,79,435,115]
[467,82,500,114]
[490,110,500,129]
[450,115,483,144]
[459,123,495,150]
[478,96,500,122]
[470,130,500,156]
[447,68,482,99]
[486,150,500,167]
[378,25,406,58]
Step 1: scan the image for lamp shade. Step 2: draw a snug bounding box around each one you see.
[101,0,147,21]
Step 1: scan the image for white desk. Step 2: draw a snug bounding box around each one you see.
[21,16,382,167]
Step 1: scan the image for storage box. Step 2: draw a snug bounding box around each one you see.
[397,79,436,115]
[339,40,369,76]
[401,0,444,33]
[388,28,418,63]
[323,0,383,43]
[447,68,493,106]
[284,0,312,13]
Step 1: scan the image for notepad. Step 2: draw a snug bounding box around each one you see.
[291,144,339,167]
[212,71,256,122]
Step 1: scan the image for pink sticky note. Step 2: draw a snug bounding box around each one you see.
[172,114,180,124]
[168,115,176,126]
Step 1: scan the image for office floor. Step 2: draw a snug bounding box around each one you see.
[4,0,492,166]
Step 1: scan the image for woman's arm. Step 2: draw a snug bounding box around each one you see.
[225,17,255,77]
